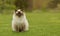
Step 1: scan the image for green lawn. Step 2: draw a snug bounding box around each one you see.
[0,12,60,36]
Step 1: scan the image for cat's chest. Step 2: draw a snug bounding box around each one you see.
[15,18,24,23]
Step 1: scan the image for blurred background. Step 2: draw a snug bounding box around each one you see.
[0,0,60,14]
[0,0,60,36]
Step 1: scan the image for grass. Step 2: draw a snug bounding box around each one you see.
[0,12,60,36]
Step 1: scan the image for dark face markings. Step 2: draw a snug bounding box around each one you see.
[15,9,23,17]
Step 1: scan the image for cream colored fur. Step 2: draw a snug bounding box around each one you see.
[12,9,29,32]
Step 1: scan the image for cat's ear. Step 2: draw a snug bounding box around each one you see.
[15,9,17,12]
[18,8,24,11]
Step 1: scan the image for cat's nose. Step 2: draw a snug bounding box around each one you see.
[18,12,20,14]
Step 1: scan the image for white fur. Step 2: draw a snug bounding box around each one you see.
[16,9,22,14]
[12,12,29,32]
